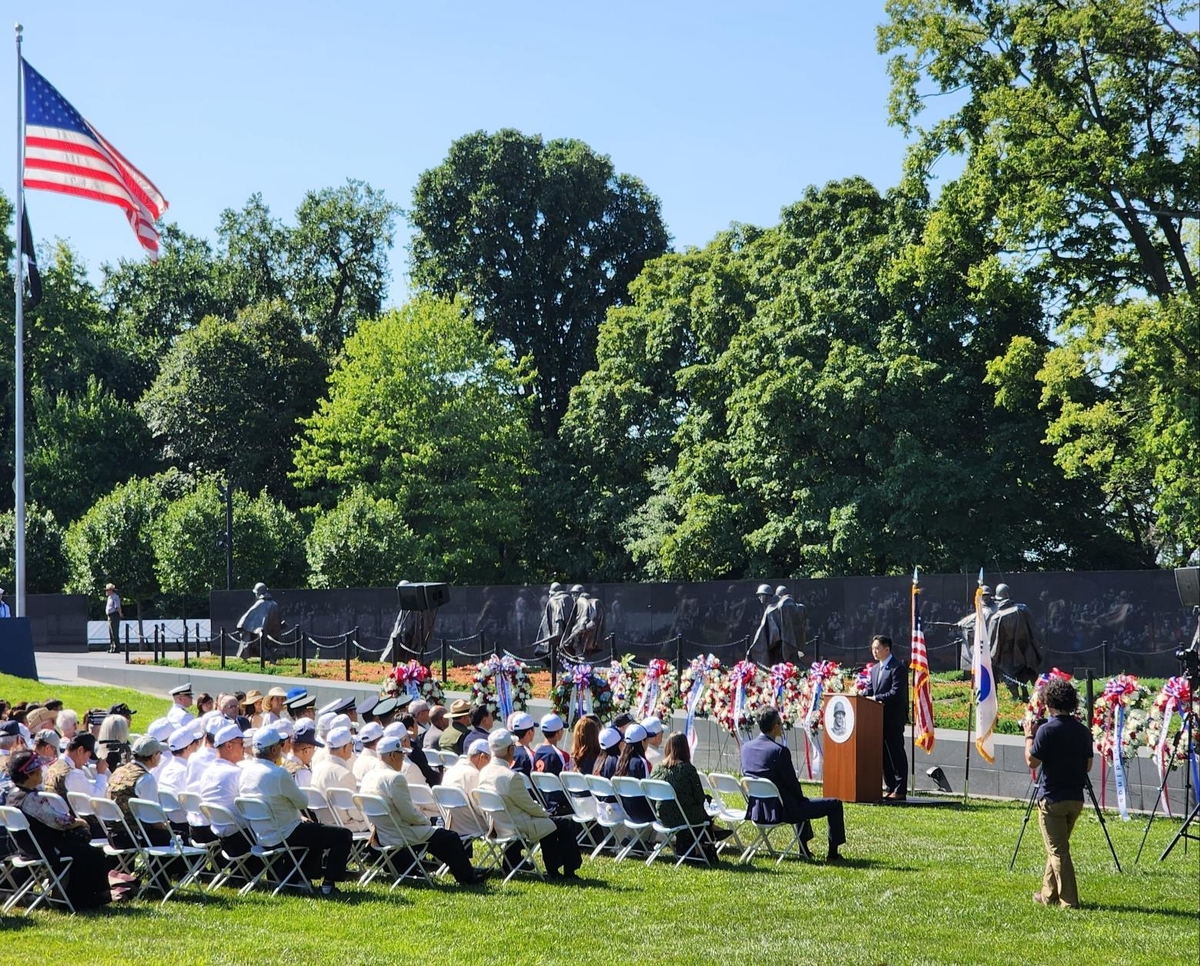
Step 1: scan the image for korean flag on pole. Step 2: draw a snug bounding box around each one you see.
[972,572,997,764]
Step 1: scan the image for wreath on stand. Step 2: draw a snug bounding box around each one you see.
[1092,673,1150,819]
[471,654,532,718]
[634,658,680,720]
[765,663,805,729]
[383,660,445,705]
[605,657,636,716]
[1019,667,1076,731]
[709,660,764,737]
[552,662,615,724]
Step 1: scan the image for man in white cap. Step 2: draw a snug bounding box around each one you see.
[191,722,254,859]
[311,727,366,831]
[507,711,537,776]
[262,687,287,726]
[641,716,665,766]
[353,722,385,783]
[184,712,223,789]
[166,683,196,726]
[159,724,202,831]
[360,734,485,885]
[441,739,491,840]
[533,713,570,774]
[477,729,583,880]
[145,716,176,779]
[239,726,353,897]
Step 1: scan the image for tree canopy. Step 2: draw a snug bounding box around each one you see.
[409,129,670,435]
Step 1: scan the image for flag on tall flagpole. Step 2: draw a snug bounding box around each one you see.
[971,569,997,763]
[19,207,42,310]
[911,570,935,753]
[21,58,168,257]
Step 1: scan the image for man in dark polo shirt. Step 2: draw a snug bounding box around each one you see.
[1024,678,1093,909]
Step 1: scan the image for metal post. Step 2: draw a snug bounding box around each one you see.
[345,627,356,682]
[1085,669,1094,726]
[301,629,307,676]
[153,625,159,663]
[814,630,821,663]
[259,633,265,671]
[183,622,189,667]
[219,627,226,669]
[674,634,683,671]
[440,638,448,684]
[123,623,129,664]
[608,633,616,663]
[1101,640,1109,677]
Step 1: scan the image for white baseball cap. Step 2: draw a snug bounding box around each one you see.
[326,727,353,750]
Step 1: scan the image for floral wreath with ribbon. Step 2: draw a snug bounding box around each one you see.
[1092,673,1149,820]
[850,662,874,697]
[798,661,842,736]
[383,660,445,705]
[710,660,763,736]
[1145,676,1198,817]
[552,662,615,724]
[471,654,532,719]
[1020,667,1076,731]
[634,658,680,719]
[763,662,804,729]
[605,656,636,716]
[680,654,722,750]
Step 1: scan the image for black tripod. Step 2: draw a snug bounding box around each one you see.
[1134,703,1196,862]
[1009,768,1121,872]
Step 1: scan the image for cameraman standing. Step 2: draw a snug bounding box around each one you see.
[1024,678,1093,909]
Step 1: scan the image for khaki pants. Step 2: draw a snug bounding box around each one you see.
[1036,799,1084,908]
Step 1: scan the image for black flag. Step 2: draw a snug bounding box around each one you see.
[20,206,42,311]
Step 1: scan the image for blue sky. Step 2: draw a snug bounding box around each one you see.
[10,2,919,302]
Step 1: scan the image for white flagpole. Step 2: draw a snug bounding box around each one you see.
[13,23,25,618]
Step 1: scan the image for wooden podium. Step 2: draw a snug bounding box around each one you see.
[821,694,882,803]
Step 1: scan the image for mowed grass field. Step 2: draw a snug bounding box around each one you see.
[0,675,1195,966]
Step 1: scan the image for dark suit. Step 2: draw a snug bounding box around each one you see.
[867,655,908,797]
[740,733,845,852]
[410,731,441,786]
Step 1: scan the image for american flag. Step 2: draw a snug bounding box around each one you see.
[911,577,935,752]
[21,58,167,258]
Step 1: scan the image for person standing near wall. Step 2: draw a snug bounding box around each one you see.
[105,583,123,653]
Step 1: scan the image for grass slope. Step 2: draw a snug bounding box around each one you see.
[7,796,1197,965]
[0,672,172,721]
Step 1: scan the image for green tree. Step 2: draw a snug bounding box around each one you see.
[152,478,306,598]
[305,487,426,589]
[64,471,188,621]
[288,180,399,355]
[880,0,1200,561]
[569,179,1142,578]
[293,297,533,583]
[878,0,1198,304]
[28,377,158,525]
[138,300,327,499]
[0,504,68,594]
[410,129,670,434]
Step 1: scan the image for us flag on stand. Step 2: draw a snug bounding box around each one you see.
[21,58,167,258]
[911,579,935,752]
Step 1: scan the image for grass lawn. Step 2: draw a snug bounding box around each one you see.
[0,674,1193,964]
[0,672,171,720]
[5,791,1197,964]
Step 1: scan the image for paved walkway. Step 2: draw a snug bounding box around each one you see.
[35,650,128,686]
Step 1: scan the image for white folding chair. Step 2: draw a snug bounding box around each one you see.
[471,788,545,884]
[198,803,258,892]
[739,776,810,864]
[431,784,485,847]
[304,786,334,824]
[88,796,143,874]
[641,778,715,867]
[531,772,597,850]
[0,806,76,915]
[583,774,627,860]
[234,796,312,895]
[352,793,436,888]
[324,785,372,869]
[705,772,750,854]
[64,792,109,850]
[555,772,602,851]
[127,798,210,903]
[611,777,656,860]
[176,790,202,815]
[436,751,461,768]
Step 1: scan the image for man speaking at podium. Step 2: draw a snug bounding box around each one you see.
[865,634,908,801]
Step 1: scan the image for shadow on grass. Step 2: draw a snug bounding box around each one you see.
[0,914,38,931]
[1083,900,1200,920]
